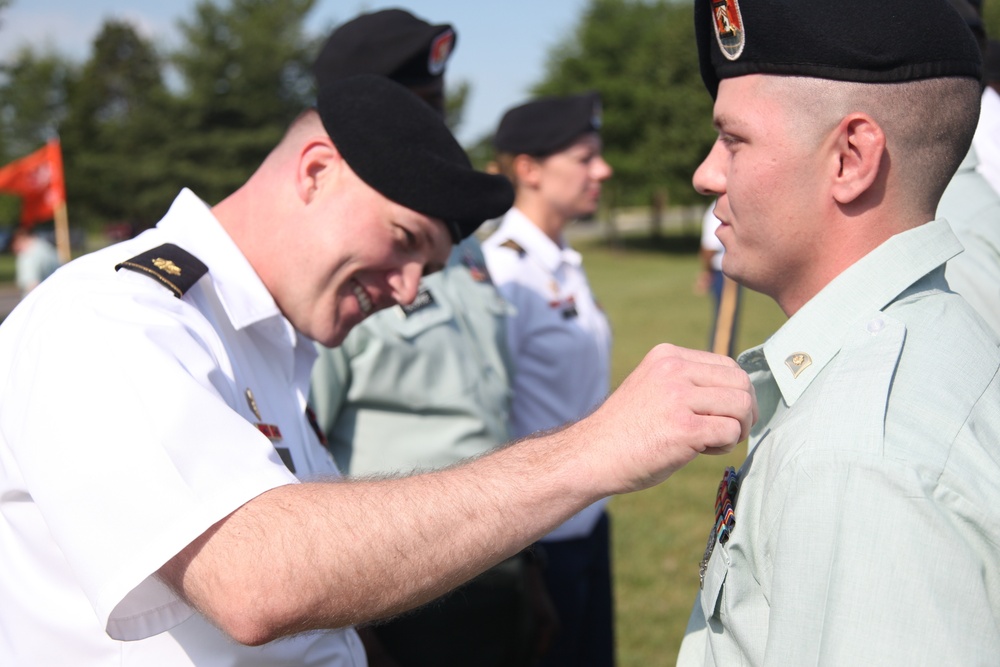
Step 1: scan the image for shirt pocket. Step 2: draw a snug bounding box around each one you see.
[701,542,730,622]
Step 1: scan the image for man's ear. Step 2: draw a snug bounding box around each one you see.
[831,113,885,205]
[296,138,341,204]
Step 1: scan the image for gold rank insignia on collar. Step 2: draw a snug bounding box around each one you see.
[115,243,208,298]
[784,352,812,378]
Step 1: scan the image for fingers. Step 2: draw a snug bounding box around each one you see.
[648,342,742,369]
[649,344,758,431]
[686,386,756,444]
[580,343,757,495]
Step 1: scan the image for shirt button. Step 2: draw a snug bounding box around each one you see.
[867,317,885,334]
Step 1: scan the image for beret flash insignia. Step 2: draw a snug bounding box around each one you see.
[712,0,745,61]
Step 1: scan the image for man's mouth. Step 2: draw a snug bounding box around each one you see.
[351,280,373,316]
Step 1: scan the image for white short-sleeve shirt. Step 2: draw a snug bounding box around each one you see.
[0,189,365,666]
[483,208,612,541]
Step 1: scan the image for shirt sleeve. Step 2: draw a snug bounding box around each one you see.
[759,451,1000,665]
[1,284,298,640]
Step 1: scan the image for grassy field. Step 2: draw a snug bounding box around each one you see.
[575,233,787,665]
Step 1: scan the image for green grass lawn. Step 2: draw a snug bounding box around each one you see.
[0,252,13,284]
[576,233,787,665]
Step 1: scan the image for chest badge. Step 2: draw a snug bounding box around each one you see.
[245,387,294,473]
[460,246,492,283]
[699,465,741,588]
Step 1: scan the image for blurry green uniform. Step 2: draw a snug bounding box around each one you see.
[311,236,539,667]
[937,146,1000,337]
[679,219,1000,666]
[311,236,512,473]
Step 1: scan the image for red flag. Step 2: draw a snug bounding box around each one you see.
[0,140,66,227]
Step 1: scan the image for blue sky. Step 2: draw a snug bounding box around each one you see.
[1,0,591,144]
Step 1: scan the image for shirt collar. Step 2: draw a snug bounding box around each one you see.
[498,207,582,272]
[155,189,291,336]
[740,219,963,407]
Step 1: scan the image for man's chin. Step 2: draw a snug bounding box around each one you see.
[315,319,359,348]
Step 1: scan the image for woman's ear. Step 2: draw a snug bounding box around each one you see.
[513,153,543,189]
[831,113,886,205]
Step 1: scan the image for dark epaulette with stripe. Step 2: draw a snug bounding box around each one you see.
[115,243,208,298]
[499,239,527,257]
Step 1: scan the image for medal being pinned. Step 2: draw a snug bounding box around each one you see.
[699,465,741,588]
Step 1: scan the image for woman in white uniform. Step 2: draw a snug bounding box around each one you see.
[482,92,615,667]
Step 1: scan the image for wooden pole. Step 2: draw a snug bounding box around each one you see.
[712,275,740,356]
[53,201,70,264]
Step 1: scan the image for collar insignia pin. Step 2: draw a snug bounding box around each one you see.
[784,352,813,378]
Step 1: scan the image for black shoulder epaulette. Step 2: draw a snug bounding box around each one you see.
[499,239,526,257]
[115,243,208,298]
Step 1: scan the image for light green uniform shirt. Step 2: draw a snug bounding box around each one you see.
[938,146,1000,338]
[310,236,513,475]
[678,219,1000,666]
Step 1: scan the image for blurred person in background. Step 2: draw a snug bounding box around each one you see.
[694,202,742,357]
[484,92,616,667]
[938,0,1000,336]
[11,226,60,298]
[309,9,556,667]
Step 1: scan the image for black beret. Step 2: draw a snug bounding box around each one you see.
[985,39,1000,84]
[695,0,983,99]
[494,92,603,157]
[313,9,456,89]
[948,0,987,55]
[317,75,514,242]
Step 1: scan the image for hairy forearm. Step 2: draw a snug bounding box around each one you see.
[161,424,588,644]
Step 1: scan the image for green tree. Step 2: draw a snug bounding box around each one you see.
[533,0,715,210]
[60,20,176,232]
[445,80,471,136]
[170,0,317,205]
[0,47,73,162]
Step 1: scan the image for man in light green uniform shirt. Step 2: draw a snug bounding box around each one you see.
[312,235,513,476]
[938,147,1000,337]
[679,0,1000,664]
[936,0,1000,338]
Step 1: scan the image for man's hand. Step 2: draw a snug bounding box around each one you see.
[568,344,756,495]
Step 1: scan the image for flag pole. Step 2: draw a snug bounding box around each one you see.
[54,201,70,263]
[712,275,740,357]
